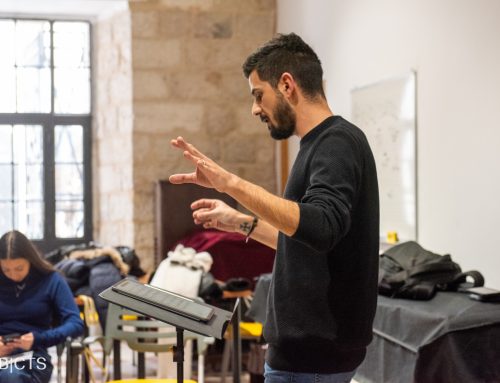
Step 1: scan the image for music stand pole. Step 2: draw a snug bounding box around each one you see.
[173,327,184,383]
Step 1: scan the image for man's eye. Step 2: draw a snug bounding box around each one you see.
[256,94,262,102]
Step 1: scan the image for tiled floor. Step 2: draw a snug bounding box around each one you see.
[48,342,359,383]
[48,340,251,383]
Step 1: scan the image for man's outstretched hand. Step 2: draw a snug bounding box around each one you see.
[191,198,250,233]
[169,136,235,192]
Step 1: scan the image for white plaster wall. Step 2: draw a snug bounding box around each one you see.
[278,0,500,288]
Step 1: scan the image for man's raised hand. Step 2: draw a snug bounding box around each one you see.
[169,136,235,192]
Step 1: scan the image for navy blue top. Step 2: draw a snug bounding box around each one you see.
[0,268,84,350]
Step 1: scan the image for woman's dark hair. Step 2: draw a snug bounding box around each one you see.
[242,33,326,100]
[0,230,54,274]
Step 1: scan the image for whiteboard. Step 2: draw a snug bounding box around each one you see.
[351,72,417,241]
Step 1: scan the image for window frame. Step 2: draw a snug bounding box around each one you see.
[0,17,93,252]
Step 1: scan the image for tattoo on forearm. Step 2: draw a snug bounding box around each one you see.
[240,221,252,234]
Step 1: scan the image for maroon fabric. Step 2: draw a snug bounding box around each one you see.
[176,230,275,287]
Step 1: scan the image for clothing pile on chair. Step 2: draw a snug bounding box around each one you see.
[151,244,213,297]
[150,244,214,380]
[44,243,146,328]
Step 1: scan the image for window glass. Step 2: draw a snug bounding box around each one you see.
[54,68,90,114]
[0,69,16,113]
[53,22,90,68]
[16,67,51,113]
[13,124,44,164]
[14,201,44,239]
[0,202,13,236]
[0,20,16,67]
[15,20,50,67]
[55,125,83,163]
[56,201,84,238]
[0,125,12,162]
[0,165,12,200]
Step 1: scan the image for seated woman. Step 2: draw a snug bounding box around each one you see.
[0,230,84,383]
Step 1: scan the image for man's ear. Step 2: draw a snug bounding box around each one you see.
[279,72,295,96]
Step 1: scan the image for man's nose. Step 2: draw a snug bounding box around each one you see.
[251,102,261,116]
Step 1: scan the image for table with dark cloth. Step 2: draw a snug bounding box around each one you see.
[356,292,500,383]
[247,278,500,383]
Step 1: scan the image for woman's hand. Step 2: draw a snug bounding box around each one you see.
[0,340,16,357]
[8,332,34,351]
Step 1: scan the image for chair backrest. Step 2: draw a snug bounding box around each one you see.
[104,303,212,355]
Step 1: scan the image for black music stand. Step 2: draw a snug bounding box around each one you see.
[100,280,238,383]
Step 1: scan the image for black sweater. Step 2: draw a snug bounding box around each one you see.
[264,116,379,373]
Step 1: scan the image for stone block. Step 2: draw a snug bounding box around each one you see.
[158,10,193,38]
[183,39,254,70]
[162,70,224,101]
[107,192,134,221]
[134,191,155,222]
[221,135,257,163]
[94,19,112,49]
[133,70,170,100]
[132,11,159,38]
[157,0,214,11]
[205,103,236,137]
[133,133,179,170]
[212,0,275,12]
[100,45,120,77]
[117,40,132,70]
[132,39,181,69]
[133,220,155,255]
[234,104,268,136]
[112,11,132,44]
[235,12,275,40]
[110,72,133,104]
[193,11,233,39]
[221,70,251,102]
[102,108,119,136]
[98,165,120,193]
[117,105,134,134]
[134,101,204,133]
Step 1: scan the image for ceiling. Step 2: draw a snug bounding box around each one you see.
[0,0,128,20]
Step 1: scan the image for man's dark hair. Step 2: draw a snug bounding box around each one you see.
[242,33,325,100]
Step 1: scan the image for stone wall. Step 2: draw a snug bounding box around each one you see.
[92,11,135,249]
[93,1,276,272]
[130,0,277,270]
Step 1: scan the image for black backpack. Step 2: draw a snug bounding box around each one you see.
[378,241,484,300]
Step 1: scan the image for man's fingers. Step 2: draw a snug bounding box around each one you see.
[172,136,207,160]
[169,173,197,184]
[191,199,216,210]
[194,208,218,222]
[183,150,201,164]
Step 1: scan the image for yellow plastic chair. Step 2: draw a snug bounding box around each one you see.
[97,303,214,383]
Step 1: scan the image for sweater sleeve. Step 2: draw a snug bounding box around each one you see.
[292,129,362,252]
[32,273,84,349]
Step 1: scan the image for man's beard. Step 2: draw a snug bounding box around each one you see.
[267,92,296,140]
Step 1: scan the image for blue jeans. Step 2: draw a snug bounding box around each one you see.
[264,362,356,383]
[0,350,53,383]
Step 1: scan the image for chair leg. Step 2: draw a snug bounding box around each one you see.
[138,351,146,378]
[113,339,122,380]
[198,354,205,383]
[221,341,232,383]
